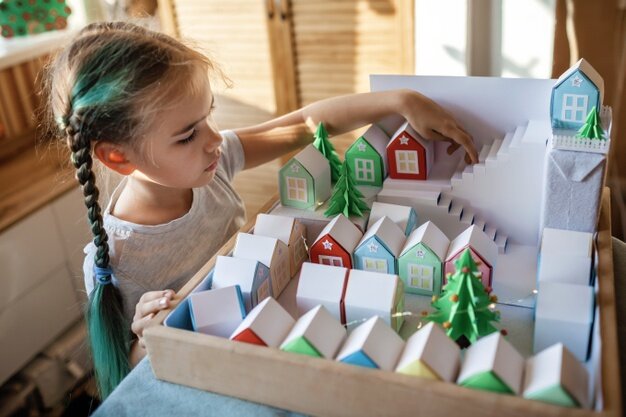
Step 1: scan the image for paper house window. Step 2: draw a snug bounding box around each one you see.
[395,150,419,174]
[287,177,307,202]
[408,264,433,291]
[364,257,387,273]
[355,158,375,182]
[319,255,343,267]
[561,94,588,122]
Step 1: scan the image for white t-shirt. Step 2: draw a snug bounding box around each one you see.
[83,130,246,323]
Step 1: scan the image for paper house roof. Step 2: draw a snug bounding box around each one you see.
[387,121,430,150]
[357,216,405,257]
[230,297,294,347]
[360,123,389,161]
[457,332,525,395]
[296,262,348,320]
[376,114,406,137]
[523,343,589,408]
[233,233,283,268]
[293,144,330,181]
[280,305,346,359]
[254,213,297,246]
[314,214,362,253]
[446,225,498,267]
[344,269,401,318]
[541,228,593,257]
[367,201,416,235]
[395,322,461,382]
[336,316,404,371]
[400,221,450,261]
[189,286,246,338]
[554,58,604,105]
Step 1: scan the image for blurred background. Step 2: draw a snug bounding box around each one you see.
[0,0,624,415]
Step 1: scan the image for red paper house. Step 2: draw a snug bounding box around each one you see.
[309,214,363,269]
[387,121,434,180]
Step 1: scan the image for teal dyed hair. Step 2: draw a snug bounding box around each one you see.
[44,21,216,399]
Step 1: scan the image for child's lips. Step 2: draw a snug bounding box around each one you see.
[205,157,219,172]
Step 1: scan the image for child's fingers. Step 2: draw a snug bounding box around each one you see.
[137,295,172,318]
[138,289,174,304]
[131,313,155,338]
[438,124,478,164]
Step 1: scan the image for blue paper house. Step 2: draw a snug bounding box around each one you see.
[551,58,604,130]
[353,216,406,274]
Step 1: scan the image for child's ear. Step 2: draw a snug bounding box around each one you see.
[94,142,136,175]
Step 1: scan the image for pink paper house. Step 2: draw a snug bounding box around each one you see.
[444,225,498,288]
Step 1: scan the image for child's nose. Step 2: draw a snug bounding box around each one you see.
[204,127,222,153]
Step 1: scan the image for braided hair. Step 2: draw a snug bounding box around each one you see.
[45,22,217,398]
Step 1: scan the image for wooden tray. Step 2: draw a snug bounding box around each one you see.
[144,188,622,417]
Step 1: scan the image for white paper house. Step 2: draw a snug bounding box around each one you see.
[538,227,593,286]
[523,343,590,408]
[280,305,346,359]
[444,225,498,289]
[395,322,460,382]
[254,213,308,278]
[534,282,595,361]
[367,201,418,236]
[212,255,272,312]
[344,269,405,332]
[353,216,406,274]
[457,332,525,395]
[296,262,349,324]
[230,297,295,347]
[233,232,290,298]
[189,286,246,338]
[336,316,404,371]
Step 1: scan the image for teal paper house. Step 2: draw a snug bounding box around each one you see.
[353,216,405,274]
[398,221,450,296]
[345,124,389,186]
[279,144,331,209]
[551,58,604,130]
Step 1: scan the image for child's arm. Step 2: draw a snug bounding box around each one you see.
[234,89,477,169]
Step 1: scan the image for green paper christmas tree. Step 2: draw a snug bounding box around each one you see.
[576,106,606,140]
[0,0,72,38]
[312,122,342,182]
[324,161,370,218]
[427,248,499,348]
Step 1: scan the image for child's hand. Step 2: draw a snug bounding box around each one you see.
[398,90,478,164]
[131,289,175,347]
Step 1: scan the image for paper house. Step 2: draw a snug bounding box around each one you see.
[523,343,590,408]
[444,225,498,289]
[336,316,404,371]
[540,148,606,234]
[386,121,434,180]
[367,201,417,236]
[189,286,246,338]
[395,322,460,382]
[280,305,346,359]
[538,228,593,286]
[254,213,308,277]
[230,297,295,347]
[353,216,405,274]
[232,233,290,298]
[344,124,389,186]
[344,269,405,332]
[309,214,362,269]
[212,256,272,312]
[398,221,450,296]
[534,282,595,361]
[296,262,349,323]
[457,332,525,395]
[551,58,603,130]
[279,144,331,210]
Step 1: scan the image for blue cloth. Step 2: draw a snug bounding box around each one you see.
[93,358,307,417]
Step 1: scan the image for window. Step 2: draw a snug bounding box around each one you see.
[561,94,588,122]
[363,257,388,273]
[407,264,434,291]
[395,150,419,174]
[355,158,375,182]
[286,176,307,202]
[319,255,343,267]
[257,279,270,302]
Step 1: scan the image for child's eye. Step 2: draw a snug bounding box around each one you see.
[178,129,197,144]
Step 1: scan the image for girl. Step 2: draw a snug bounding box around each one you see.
[45,21,476,399]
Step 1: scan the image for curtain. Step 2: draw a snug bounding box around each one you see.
[552,0,626,238]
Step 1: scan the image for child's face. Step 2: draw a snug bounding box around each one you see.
[129,81,223,189]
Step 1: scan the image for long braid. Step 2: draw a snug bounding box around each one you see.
[67,112,130,398]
